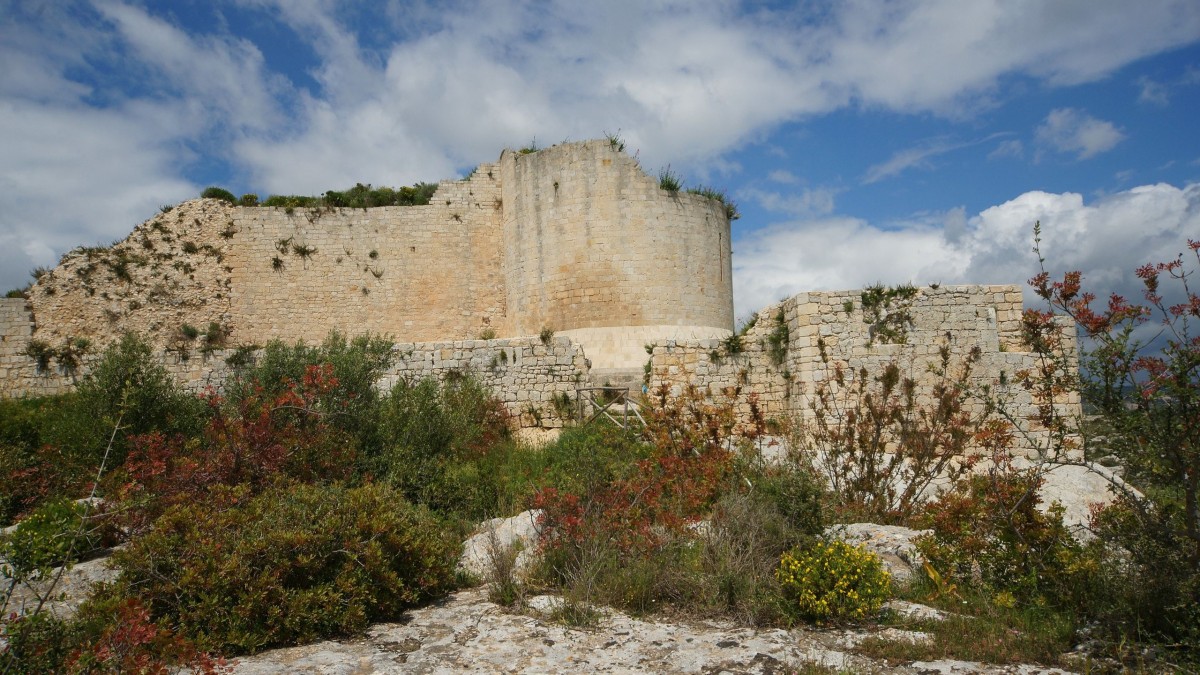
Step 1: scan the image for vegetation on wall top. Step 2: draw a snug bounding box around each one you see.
[200,182,439,210]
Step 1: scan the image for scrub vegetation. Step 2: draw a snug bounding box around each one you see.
[2,231,1198,672]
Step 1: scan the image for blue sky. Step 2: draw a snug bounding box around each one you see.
[2,1,1199,319]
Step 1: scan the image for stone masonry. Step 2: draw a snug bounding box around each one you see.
[0,140,1081,452]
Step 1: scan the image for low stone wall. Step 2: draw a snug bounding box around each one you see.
[2,298,591,427]
[648,285,1081,459]
[4,285,1084,451]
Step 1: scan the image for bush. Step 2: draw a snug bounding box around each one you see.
[106,363,357,534]
[1020,231,1200,651]
[914,463,1101,611]
[62,333,207,468]
[200,187,236,204]
[0,395,88,523]
[111,481,457,655]
[696,489,820,624]
[1,498,102,581]
[0,337,205,522]
[776,539,891,623]
[372,375,511,521]
[1,591,223,673]
[226,332,394,457]
[239,193,259,206]
[795,340,985,523]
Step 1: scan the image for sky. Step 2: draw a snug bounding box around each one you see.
[2,0,1199,322]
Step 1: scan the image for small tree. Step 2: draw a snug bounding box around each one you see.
[1023,226,1199,646]
[795,339,985,522]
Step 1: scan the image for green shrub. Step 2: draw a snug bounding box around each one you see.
[695,489,820,624]
[226,332,394,457]
[0,396,90,523]
[261,183,437,209]
[111,481,456,655]
[200,187,236,204]
[61,333,207,467]
[746,461,826,539]
[915,465,1101,611]
[372,375,511,521]
[0,612,77,673]
[239,193,259,206]
[1,498,101,581]
[776,539,891,622]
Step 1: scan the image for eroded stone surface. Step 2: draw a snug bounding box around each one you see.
[230,588,1078,675]
[825,523,931,584]
[456,509,543,580]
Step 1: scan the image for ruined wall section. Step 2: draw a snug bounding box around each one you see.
[499,140,734,369]
[650,285,1081,458]
[4,295,588,428]
[226,167,505,345]
[1,298,76,398]
[25,199,237,352]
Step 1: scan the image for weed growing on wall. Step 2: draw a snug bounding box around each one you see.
[860,283,918,345]
[687,185,741,220]
[766,308,789,366]
[658,165,682,193]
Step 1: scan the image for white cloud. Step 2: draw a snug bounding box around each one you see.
[863,142,957,184]
[1138,76,1171,106]
[2,0,1200,291]
[988,139,1024,160]
[768,170,800,184]
[1035,108,1125,160]
[742,186,838,218]
[732,182,1200,316]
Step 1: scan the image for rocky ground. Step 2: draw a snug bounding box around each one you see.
[229,586,1076,675]
[3,528,1082,675]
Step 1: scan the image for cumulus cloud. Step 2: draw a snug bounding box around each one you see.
[1035,108,1125,160]
[3,0,1200,291]
[732,182,1200,316]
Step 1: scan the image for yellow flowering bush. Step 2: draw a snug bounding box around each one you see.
[776,540,891,622]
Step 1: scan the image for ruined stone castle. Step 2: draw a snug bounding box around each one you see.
[0,140,1078,455]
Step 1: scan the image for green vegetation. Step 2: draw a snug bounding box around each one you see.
[604,129,625,152]
[765,308,789,366]
[860,282,918,345]
[687,185,741,220]
[112,481,455,654]
[658,165,682,193]
[3,231,1198,671]
[261,182,439,210]
[1,498,104,582]
[200,186,237,204]
[777,540,891,622]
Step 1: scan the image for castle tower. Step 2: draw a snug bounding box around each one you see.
[498,140,734,379]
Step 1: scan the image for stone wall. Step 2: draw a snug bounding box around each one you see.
[499,141,734,369]
[648,285,1081,458]
[2,296,589,427]
[18,140,735,374]
[226,167,506,345]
